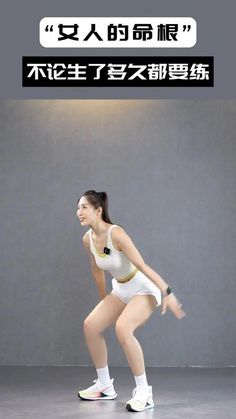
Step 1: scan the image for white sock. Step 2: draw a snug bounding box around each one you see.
[96,366,111,386]
[134,372,149,388]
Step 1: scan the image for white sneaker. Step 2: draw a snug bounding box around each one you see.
[78,378,117,400]
[126,385,154,412]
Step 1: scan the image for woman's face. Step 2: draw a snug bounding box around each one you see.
[77,196,101,226]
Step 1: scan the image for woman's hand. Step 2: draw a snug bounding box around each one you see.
[161,293,186,319]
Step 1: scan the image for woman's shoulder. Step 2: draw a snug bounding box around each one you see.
[110,224,129,242]
[82,229,91,247]
[109,225,126,251]
[110,224,125,234]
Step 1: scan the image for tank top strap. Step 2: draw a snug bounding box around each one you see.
[88,228,95,253]
[107,224,118,250]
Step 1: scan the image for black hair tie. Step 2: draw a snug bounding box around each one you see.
[98,191,105,200]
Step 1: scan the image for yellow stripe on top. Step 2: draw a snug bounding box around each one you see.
[116,268,138,283]
[94,246,108,258]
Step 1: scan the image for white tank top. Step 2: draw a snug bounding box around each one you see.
[88,225,137,280]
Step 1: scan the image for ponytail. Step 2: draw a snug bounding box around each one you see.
[98,191,112,223]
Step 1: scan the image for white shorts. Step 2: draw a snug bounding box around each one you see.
[111,270,162,307]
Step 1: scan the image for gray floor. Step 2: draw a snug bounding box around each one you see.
[0,366,235,418]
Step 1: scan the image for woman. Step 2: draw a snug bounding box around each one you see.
[76,190,185,412]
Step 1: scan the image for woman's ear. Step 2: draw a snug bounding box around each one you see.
[96,206,103,218]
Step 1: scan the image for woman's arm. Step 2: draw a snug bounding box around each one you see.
[112,227,185,319]
[82,233,106,300]
[112,227,169,293]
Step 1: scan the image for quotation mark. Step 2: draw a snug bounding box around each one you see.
[45,25,54,32]
[183,25,191,32]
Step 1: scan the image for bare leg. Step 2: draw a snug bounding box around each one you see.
[115,295,156,376]
[83,293,126,368]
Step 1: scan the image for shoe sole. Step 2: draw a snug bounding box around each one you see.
[126,402,154,412]
[78,392,117,401]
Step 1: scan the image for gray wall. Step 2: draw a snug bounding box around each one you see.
[0,100,235,366]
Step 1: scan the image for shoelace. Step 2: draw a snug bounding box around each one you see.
[92,379,99,385]
[86,379,103,391]
[91,378,113,391]
[131,387,150,402]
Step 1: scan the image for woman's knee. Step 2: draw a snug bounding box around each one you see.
[83,315,99,337]
[115,318,133,343]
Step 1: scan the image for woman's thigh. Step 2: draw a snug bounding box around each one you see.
[84,292,127,334]
[116,294,157,333]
